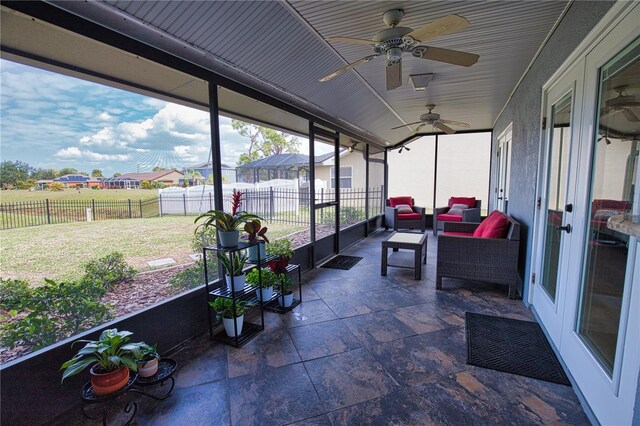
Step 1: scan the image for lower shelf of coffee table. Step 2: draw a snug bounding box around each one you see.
[213,322,262,347]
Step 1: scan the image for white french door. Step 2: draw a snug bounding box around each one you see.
[495,127,511,212]
[532,6,640,424]
[531,62,583,345]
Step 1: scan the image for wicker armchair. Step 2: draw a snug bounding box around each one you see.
[384,197,426,232]
[433,197,482,236]
[436,217,521,299]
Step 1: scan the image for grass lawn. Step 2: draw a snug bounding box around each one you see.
[0,216,308,285]
[0,188,159,203]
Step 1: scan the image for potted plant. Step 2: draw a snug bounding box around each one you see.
[217,250,248,292]
[245,268,277,302]
[194,190,263,247]
[266,237,295,267]
[269,257,294,308]
[134,343,159,378]
[244,219,269,262]
[60,329,143,396]
[209,298,250,337]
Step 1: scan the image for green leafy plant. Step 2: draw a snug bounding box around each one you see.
[83,252,136,290]
[169,259,217,292]
[244,219,269,243]
[194,190,263,233]
[0,279,32,311]
[275,274,293,295]
[60,329,144,382]
[266,238,295,260]
[0,278,113,351]
[133,342,159,362]
[209,298,249,320]
[245,268,277,288]
[217,251,248,277]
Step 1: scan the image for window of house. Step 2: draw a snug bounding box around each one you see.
[331,166,353,189]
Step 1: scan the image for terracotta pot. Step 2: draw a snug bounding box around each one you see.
[90,365,130,395]
[138,358,159,378]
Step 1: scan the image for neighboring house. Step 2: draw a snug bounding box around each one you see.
[52,174,101,188]
[235,151,367,189]
[183,161,236,184]
[103,170,184,189]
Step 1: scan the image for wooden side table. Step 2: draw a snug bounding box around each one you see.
[381,232,428,280]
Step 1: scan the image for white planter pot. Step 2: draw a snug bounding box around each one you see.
[248,242,266,262]
[138,358,159,378]
[222,315,244,337]
[218,230,240,247]
[225,273,246,293]
[255,286,274,302]
[277,292,294,308]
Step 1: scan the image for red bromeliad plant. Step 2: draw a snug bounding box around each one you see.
[194,190,263,233]
[268,257,288,275]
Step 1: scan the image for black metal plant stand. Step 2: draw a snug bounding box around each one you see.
[203,241,265,348]
[249,255,302,313]
[80,358,177,426]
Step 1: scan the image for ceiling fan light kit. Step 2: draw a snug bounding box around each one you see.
[409,73,434,91]
[320,10,480,90]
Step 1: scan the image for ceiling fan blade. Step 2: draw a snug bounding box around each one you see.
[386,60,402,90]
[417,46,479,67]
[434,122,456,134]
[622,108,640,122]
[406,14,470,43]
[325,36,376,46]
[319,54,379,82]
[414,123,427,133]
[440,119,470,128]
[391,121,423,130]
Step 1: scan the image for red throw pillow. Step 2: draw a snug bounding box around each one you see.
[481,212,511,239]
[473,210,500,238]
[449,197,476,208]
[389,196,413,208]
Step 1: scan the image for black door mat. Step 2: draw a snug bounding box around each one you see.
[321,255,362,270]
[465,312,570,385]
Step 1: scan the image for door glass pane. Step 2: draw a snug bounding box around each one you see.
[577,38,639,376]
[541,93,572,302]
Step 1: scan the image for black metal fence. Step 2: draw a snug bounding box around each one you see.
[0,199,159,230]
[0,186,384,230]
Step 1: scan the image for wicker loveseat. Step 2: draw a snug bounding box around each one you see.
[436,211,521,299]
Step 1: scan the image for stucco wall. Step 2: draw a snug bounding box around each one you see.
[492,0,615,300]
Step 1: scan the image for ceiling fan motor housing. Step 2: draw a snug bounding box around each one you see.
[420,112,440,123]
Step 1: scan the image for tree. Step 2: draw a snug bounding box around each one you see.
[49,182,64,191]
[152,166,168,171]
[0,161,34,188]
[91,169,103,177]
[113,172,122,177]
[183,169,204,187]
[32,168,58,180]
[140,180,153,189]
[58,167,79,176]
[232,120,301,166]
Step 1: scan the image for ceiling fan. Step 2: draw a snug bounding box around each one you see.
[601,85,640,122]
[391,104,470,134]
[319,9,480,90]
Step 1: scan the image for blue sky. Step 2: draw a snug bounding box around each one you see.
[1,59,315,177]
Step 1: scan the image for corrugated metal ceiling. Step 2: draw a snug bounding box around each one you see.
[47,0,569,145]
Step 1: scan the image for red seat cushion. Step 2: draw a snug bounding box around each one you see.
[481,212,511,238]
[473,210,501,237]
[437,213,463,222]
[442,232,474,237]
[389,196,413,207]
[398,212,422,220]
[449,197,476,208]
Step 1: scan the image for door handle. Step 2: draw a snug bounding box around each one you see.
[497,197,503,200]
[565,203,573,213]
[555,224,572,234]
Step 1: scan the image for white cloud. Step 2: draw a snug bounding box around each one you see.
[97,112,114,121]
[55,147,83,159]
[55,147,129,161]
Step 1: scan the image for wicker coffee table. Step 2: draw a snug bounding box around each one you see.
[381,231,428,280]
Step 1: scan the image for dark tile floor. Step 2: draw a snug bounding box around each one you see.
[58,230,589,425]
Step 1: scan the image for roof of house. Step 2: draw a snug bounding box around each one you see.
[53,174,94,182]
[188,161,233,170]
[236,150,350,169]
[117,170,184,181]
